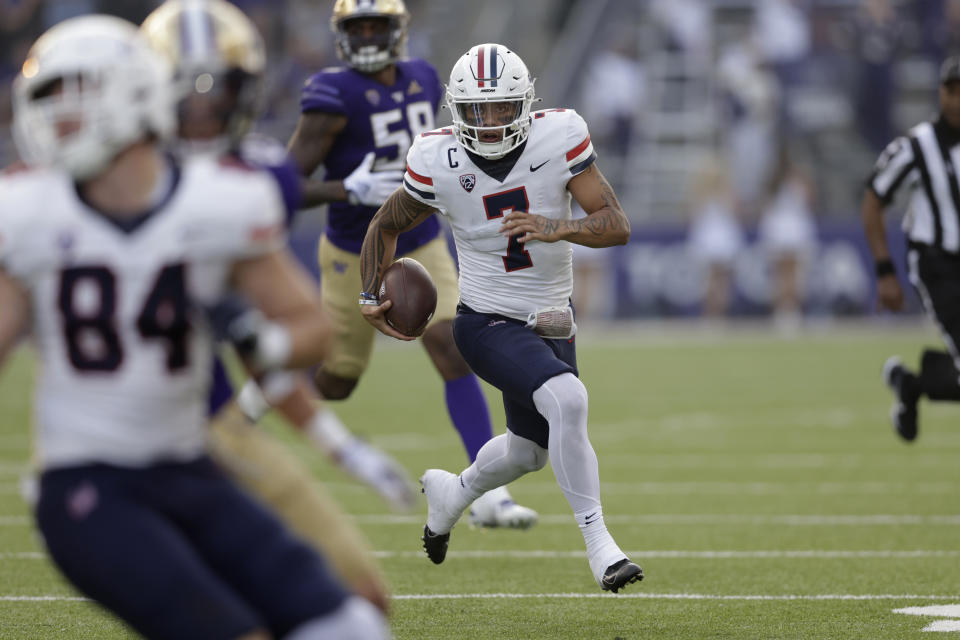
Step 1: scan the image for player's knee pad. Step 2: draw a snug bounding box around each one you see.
[313,370,358,400]
[283,596,389,640]
[506,431,548,472]
[534,372,589,432]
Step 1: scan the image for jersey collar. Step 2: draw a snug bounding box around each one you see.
[465,140,528,183]
[74,156,182,235]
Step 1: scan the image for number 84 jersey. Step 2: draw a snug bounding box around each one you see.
[0,157,284,470]
[402,108,596,321]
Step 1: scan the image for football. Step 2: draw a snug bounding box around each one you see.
[379,257,438,337]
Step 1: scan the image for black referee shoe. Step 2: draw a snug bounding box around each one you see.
[883,356,920,442]
[422,525,450,564]
[601,559,643,593]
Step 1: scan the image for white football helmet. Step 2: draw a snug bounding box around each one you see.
[331,0,409,73]
[12,15,175,180]
[446,43,536,160]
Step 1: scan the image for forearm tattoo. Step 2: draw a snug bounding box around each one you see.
[572,166,630,240]
[360,190,434,293]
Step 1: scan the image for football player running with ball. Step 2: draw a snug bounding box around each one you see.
[360,43,643,593]
[287,0,537,528]
[0,15,388,639]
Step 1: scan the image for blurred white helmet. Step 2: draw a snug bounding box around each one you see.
[12,15,175,180]
[446,44,536,160]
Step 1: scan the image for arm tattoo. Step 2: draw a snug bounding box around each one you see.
[379,188,435,232]
[570,165,631,242]
[360,190,435,294]
[538,217,562,236]
[596,170,623,214]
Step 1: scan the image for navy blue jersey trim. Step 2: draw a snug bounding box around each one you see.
[404,179,436,200]
[569,152,597,176]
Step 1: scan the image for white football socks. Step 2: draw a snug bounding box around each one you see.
[459,431,547,496]
[305,406,353,456]
[533,373,625,581]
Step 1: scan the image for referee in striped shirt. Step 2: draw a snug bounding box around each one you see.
[863,56,960,442]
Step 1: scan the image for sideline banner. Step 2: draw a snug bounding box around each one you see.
[607,222,919,318]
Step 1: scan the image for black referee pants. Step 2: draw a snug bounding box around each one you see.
[907,246,960,400]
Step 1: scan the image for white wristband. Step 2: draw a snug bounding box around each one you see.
[259,370,298,405]
[253,322,292,371]
[237,379,270,422]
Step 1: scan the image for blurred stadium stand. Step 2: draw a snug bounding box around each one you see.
[1,0,948,319]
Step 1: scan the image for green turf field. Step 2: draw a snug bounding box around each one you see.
[0,324,958,639]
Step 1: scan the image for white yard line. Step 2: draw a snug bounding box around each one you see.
[4,550,956,561]
[1,480,955,497]
[1,514,958,527]
[391,593,960,601]
[0,552,44,559]
[349,514,960,526]
[371,550,960,559]
[320,480,958,495]
[0,596,89,602]
[0,593,956,603]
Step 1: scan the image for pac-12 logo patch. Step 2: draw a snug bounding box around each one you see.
[459,174,476,192]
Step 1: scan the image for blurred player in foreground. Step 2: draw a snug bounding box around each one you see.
[140,0,406,612]
[863,55,960,443]
[0,15,388,639]
[360,43,643,593]
[286,0,537,528]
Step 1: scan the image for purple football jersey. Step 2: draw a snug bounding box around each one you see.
[301,58,443,255]
[237,134,303,226]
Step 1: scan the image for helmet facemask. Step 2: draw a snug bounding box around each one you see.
[448,93,534,159]
[172,64,263,153]
[14,74,106,179]
[334,14,407,73]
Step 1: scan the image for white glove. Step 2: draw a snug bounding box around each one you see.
[342,151,404,207]
[337,436,418,511]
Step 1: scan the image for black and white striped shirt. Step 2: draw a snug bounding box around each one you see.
[869,118,960,252]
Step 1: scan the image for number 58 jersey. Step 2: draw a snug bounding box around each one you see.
[0,157,285,470]
[402,109,596,321]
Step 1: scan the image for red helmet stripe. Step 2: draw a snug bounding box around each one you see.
[477,45,485,88]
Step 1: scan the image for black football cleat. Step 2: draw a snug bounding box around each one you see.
[883,356,920,442]
[422,525,450,565]
[601,559,643,593]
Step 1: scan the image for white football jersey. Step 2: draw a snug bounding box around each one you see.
[403,109,596,320]
[0,156,284,470]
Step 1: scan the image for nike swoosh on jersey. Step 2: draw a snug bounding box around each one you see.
[529,160,550,172]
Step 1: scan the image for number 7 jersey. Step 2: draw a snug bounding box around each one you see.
[0,157,285,470]
[402,108,596,321]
